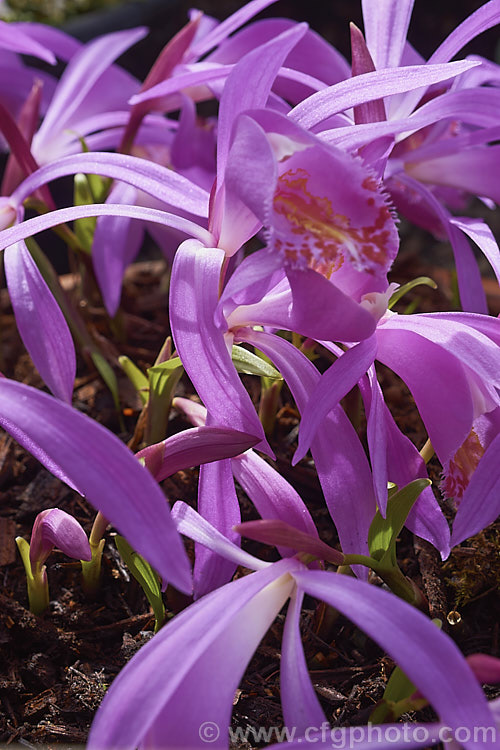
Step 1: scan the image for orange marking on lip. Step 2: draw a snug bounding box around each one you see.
[273,167,393,276]
[441,428,485,503]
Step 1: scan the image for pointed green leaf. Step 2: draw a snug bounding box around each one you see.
[147,357,183,378]
[231,345,282,379]
[115,535,165,632]
[119,356,149,405]
[154,336,173,366]
[383,665,417,704]
[73,173,96,254]
[75,135,109,201]
[16,536,34,581]
[368,478,432,564]
[146,357,184,445]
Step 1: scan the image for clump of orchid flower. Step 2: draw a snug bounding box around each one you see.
[0,0,499,747]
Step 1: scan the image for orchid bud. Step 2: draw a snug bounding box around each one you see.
[16,508,91,615]
[467,654,500,685]
[234,519,345,566]
[29,508,91,570]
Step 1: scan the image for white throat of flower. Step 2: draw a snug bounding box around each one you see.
[360,282,399,322]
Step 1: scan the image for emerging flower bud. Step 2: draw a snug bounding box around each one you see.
[17,508,91,615]
[29,508,91,571]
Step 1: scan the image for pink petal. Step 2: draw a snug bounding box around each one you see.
[92,182,144,316]
[12,151,210,219]
[4,242,75,403]
[430,0,500,64]
[0,20,56,63]
[137,426,259,483]
[0,203,213,252]
[169,239,270,455]
[295,336,377,463]
[290,60,479,131]
[361,0,415,69]
[30,508,91,567]
[172,501,268,572]
[194,459,241,599]
[281,590,326,732]
[35,28,146,144]
[451,430,500,546]
[297,569,497,741]
[231,450,317,541]
[217,23,307,180]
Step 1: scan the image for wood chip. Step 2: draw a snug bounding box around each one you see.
[0,517,16,565]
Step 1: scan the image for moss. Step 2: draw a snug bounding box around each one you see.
[444,524,500,608]
[1,0,125,25]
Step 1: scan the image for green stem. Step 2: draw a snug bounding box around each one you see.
[419,438,435,464]
[81,512,108,595]
[258,379,283,436]
[16,537,49,615]
[23,198,87,256]
[28,565,50,615]
[343,554,419,604]
[218,256,230,298]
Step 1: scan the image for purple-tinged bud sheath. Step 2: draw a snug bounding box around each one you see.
[29,508,91,570]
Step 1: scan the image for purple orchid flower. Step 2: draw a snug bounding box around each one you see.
[3,240,76,403]
[30,28,145,165]
[294,290,500,550]
[162,27,400,513]
[308,0,500,311]
[0,11,473,353]
[0,20,56,63]
[140,396,317,597]
[87,502,496,750]
[0,136,213,396]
